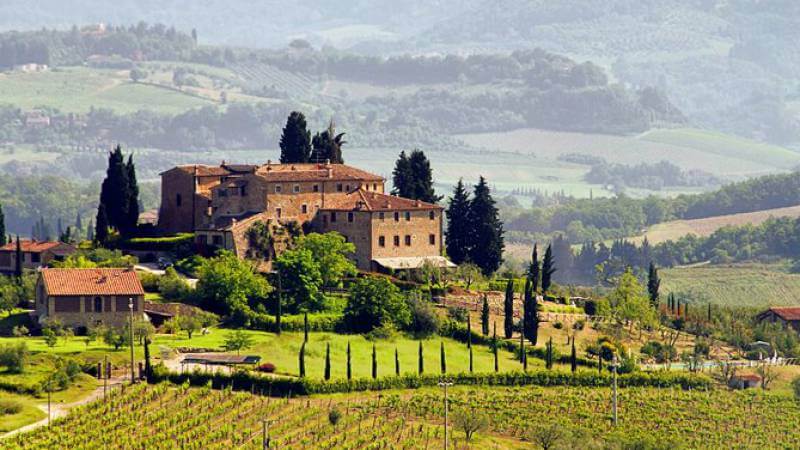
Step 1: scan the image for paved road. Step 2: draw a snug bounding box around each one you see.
[135,263,198,287]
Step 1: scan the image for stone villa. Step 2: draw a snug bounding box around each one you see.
[157,161,451,271]
[0,240,76,274]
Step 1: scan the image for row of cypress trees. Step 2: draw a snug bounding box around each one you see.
[279,112,345,164]
[445,177,504,275]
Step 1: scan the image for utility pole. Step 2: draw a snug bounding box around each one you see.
[438,379,453,450]
[47,376,51,426]
[128,297,136,384]
[103,354,108,401]
[262,419,271,449]
[611,353,619,426]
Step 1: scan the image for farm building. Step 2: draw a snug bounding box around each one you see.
[159,161,448,272]
[728,374,762,390]
[0,240,76,273]
[756,307,800,333]
[36,268,146,329]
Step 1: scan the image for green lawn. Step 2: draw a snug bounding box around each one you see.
[152,329,529,379]
[0,392,45,433]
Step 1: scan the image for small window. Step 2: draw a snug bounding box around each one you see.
[379,236,386,247]
[31,253,41,263]
[337,184,343,192]
[301,204,308,214]
[274,185,282,193]
[373,183,378,191]
[313,184,319,193]
[276,208,282,219]
[393,235,400,247]
[405,235,412,246]
[240,186,247,196]
[176,193,182,207]
[219,189,228,197]
[429,234,436,245]
[331,212,337,223]
[345,184,350,191]
[405,212,411,221]
[379,212,385,221]
[212,235,223,246]
[323,215,328,226]
[293,184,300,193]
[94,297,103,313]
[348,212,354,223]
[394,212,400,222]
[429,211,435,220]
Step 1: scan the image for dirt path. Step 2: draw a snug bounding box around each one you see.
[1,377,126,439]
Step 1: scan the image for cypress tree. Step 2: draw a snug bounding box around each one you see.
[520,330,526,370]
[492,323,498,373]
[440,341,446,374]
[445,179,471,265]
[86,220,94,242]
[529,244,540,294]
[480,295,490,336]
[371,344,377,379]
[546,337,553,370]
[541,244,556,294]
[707,303,712,322]
[99,145,130,232]
[95,203,109,245]
[468,176,504,275]
[0,203,6,247]
[279,111,312,163]
[391,150,413,198]
[523,277,539,346]
[303,312,309,343]
[647,262,661,309]
[275,274,282,335]
[299,342,306,378]
[124,154,140,235]
[570,339,577,373]
[346,341,352,380]
[503,279,514,339]
[418,341,424,375]
[598,353,603,374]
[408,149,441,203]
[143,337,152,381]
[467,315,473,373]
[395,347,400,376]
[75,212,82,233]
[324,343,331,380]
[14,236,22,278]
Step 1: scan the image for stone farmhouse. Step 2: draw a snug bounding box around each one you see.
[756,307,800,333]
[157,161,451,272]
[36,268,146,328]
[0,240,76,274]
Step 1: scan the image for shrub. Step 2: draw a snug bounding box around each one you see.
[365,324,397,341]
[406,296,440,338]
[256,363,276,373]
[138,272,161,292]
[343,277,410,333]
[0,342,29,373]
[158,267,192,301]
[573,319,585,331]
[447,306,469,323]
[553,321,564,330]
[792,376,800,401]
[0,399,22,415]
[11,325,29,337]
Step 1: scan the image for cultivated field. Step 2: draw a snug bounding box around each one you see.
[456,127,800,177]
[662,263,800,307]
[7,382,800,449]
[629,204,800,245]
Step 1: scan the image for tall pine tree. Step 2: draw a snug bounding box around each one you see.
[124,154,140,235]
[310,120,345,164]
[541,244,556,294]
[279,111,312,163]
[647,262,661,309]
[503,279,514,339]
[468,176,504,275]
[99,145,130,233]
[408,150,441,203]
[445,179,471,264]
[391,151,414,198]
[95,203,109,245]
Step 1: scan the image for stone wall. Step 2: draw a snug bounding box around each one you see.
[38,294,145,329]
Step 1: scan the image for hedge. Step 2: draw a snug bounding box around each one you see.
[119,233,195,252]
[248,313,341,333]
[149,365,712,397]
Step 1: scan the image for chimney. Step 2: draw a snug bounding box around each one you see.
[327,167,333,178]
[415,200,422,207]
[291,165,296,171]
[267,159,271,165]
[324,158,331,168]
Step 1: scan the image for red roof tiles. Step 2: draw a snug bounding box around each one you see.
[41,268,145,296]
[255,163,383,182]
[322,189,441,211]
[0,240,70,253]
[764,307,800,321]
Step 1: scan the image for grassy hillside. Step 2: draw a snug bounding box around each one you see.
[661,263,800,308]
[629,204,800,245]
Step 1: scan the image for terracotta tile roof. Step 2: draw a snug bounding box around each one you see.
[0,240,73,253]
[322,189,441,212]
[732,374,762,382]
[162,165,235,177]
[41,268,145,296]
[255,163,383,182]
[764,307,800,321]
